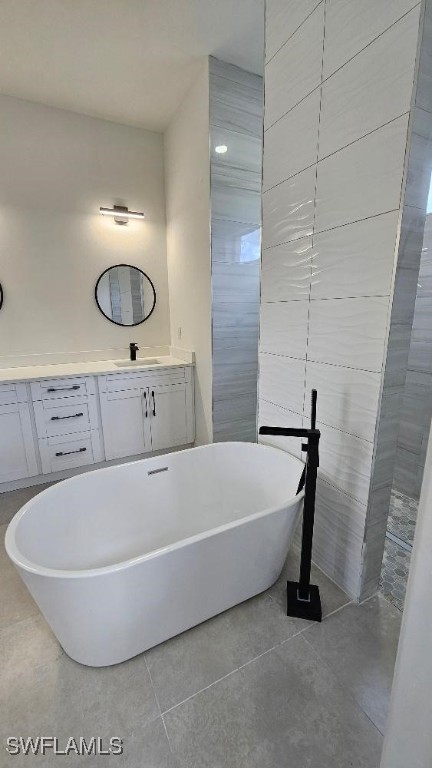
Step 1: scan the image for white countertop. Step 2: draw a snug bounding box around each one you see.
[0,356,193,385]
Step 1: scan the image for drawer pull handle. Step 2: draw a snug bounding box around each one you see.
[51,412,84,421]
[47,385,80,393]
[55,447,87,457]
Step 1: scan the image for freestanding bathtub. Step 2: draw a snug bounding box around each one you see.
[5,442,304,666]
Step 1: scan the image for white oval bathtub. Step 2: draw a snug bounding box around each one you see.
[5,442,304,666]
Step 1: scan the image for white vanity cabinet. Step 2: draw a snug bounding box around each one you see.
[99,388,151,460]
[0,384,38,483]
[0,360,194,491]
[30,376,103,475]
[149,382,192,451]
[99,366,194,460]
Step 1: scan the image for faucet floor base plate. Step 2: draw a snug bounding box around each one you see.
[286,581,322,622]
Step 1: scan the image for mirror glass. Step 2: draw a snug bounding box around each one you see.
[95,265,156,326]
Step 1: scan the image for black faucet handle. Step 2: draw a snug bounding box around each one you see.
[130,342,139,349]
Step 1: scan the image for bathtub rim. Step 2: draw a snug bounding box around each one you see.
[5,442,304,580]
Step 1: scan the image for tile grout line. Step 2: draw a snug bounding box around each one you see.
[263,110,410,196]
[265,1,421,131]
[160,615,329,719]
[262,295,392,303]
[144,654,176,757]
[303,0,327,418]
[160,595,355,719]
[300,631,387,737]
[262,208,401,251]
[160,645,279,717]
[260,349,385,376]
[265,0,324,67]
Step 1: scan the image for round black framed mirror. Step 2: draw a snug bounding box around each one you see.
[95,265,156,327]
[0,283,3,311]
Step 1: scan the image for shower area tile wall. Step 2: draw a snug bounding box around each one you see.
[394,213,432,500]
[209,58,263,442]
[258,0,425,599]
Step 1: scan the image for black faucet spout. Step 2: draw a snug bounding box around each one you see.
[129,342,139,361]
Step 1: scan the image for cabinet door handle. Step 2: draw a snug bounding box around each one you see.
[151,391,156,416]
[47,385,80,393]
[143,391,148,418]
[51,412,84,421]
[55,447,87,457]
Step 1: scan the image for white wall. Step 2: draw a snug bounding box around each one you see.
[164,61,212,445]
[0,94,170,363]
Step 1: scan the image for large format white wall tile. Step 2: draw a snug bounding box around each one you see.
[311,212,398,299]
[265,3,324,129]
[259,353,305,415]
[262,166,316,248]
[318,421,374,505]
[313,478,366,598]
[260,301,309,359]
[315,115,409,233]
[306,360,381,442]
[307,296,390,372]
[319,7,420,159]
[263,89,320,191]
[415,0,432,113]
[261,237,312,302]
[323,0,420,79]
[258,398,304,457]
[266,0,323,62]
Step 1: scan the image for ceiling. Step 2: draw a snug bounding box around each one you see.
[0,0,264,132]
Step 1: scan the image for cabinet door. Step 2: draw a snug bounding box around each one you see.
[100,389,151,461]
[149,383,190,452]
[0,402,38,482]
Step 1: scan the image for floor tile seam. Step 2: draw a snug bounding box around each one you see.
[276,599,354,647]
[144,655,177,756]
[300,631,386,736]
[159,640,292,717]
[159,616,331,719]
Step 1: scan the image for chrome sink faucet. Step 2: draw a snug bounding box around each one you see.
[129,342,139,361]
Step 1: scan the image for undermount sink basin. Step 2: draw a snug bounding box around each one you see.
[114,359,160,368]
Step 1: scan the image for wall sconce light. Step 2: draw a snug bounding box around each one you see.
[99,205,145,225]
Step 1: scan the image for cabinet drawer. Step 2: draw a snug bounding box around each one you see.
[31,376,96,401]
[100,367,186,394]
[34,396,99,439]
[0,382,28,406]
[38,431,102,474]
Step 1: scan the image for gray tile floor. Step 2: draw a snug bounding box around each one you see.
[1,486,401,767]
